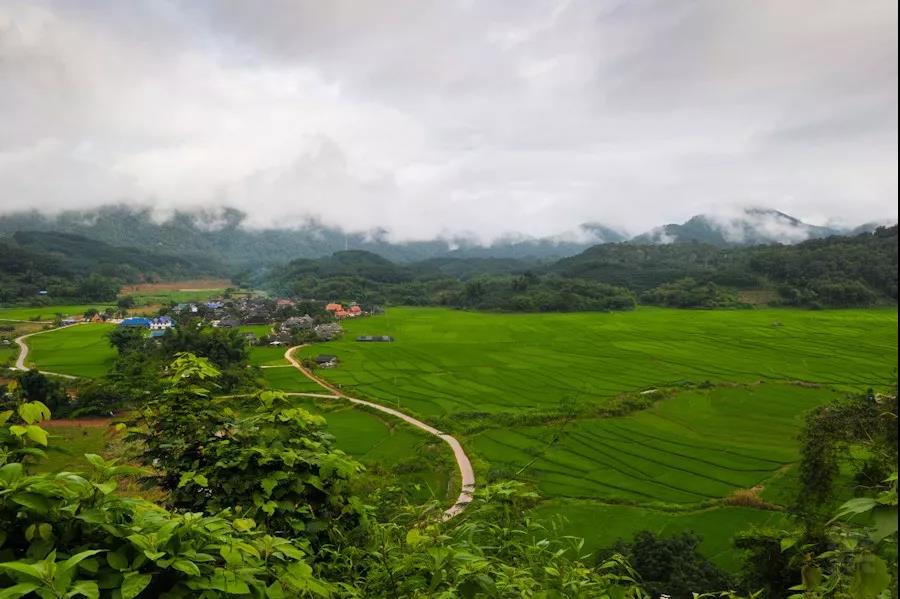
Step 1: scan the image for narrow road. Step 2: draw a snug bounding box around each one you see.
[13,323,83,379]
[284,346,475,519]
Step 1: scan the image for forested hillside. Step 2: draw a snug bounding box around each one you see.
[0,231,223,303]
[259,226,898,310]
[2,220,895,310]
[551,225,898,307]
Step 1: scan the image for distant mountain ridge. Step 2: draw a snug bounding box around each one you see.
[630,208,855,247]
[0,205,889,267]
[0,206,618,266]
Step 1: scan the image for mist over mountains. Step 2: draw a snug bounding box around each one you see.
[0,205,889,267]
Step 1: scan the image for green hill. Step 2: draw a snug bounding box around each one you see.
[0,231,224,303]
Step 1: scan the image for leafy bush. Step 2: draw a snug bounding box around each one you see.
[1,402,330,598]
[128,354,366,545]
[601,531,736,599]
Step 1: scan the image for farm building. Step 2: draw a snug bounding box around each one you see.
[120,317,153,328]
[217,317,241,328]
[325,303,343,312]
[315,354,338,368]
[355,335,394,342]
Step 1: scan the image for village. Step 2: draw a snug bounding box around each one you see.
[97,297,385,350]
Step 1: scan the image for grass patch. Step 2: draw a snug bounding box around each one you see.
[33,424,111,474]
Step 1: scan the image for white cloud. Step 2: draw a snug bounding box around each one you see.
[0,0,896,240]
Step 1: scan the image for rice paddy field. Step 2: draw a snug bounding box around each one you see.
[291,398,452,502]
[0,304,114,322]
[297,306,898,568]
[296,307,897,419]
[25,324,117,378]
[14,305,898,569]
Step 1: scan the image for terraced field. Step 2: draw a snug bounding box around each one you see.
[472,384,841,503]
[25,324,117,378]
[297,306,898,567]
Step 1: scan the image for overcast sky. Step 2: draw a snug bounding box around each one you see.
[1,1,897,241]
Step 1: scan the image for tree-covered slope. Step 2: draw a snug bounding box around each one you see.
[0,231,224,302]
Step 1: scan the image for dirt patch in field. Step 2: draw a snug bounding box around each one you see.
[129,304,164,316]
[119,278,232,294]
[737,289,779,305]
[724,485,782,511]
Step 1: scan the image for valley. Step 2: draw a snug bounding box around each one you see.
[6,300,896,571]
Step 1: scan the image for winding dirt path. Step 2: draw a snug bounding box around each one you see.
[284,346,475,519]
[13,323,83,379]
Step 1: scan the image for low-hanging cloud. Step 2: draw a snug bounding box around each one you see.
[0,0,896,242]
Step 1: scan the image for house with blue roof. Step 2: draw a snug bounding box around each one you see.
[120,317,153,328]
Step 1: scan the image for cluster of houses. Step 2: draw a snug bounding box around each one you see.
[87,295,386,354]
[325,303,365,319]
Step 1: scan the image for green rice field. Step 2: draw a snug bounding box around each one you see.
[25,324,117,378]
[16,305,898,568]
[297,306,898,567]
[296,307,897,420]
[471,384,843,504]
[0,304,113,322]
[260,366,330,393]
[292,398,452,502]
[535,501,789,570]
[249,345,288,366]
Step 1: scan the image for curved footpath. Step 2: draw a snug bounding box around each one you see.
[13,323,83,379]
[284,346,475,519]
